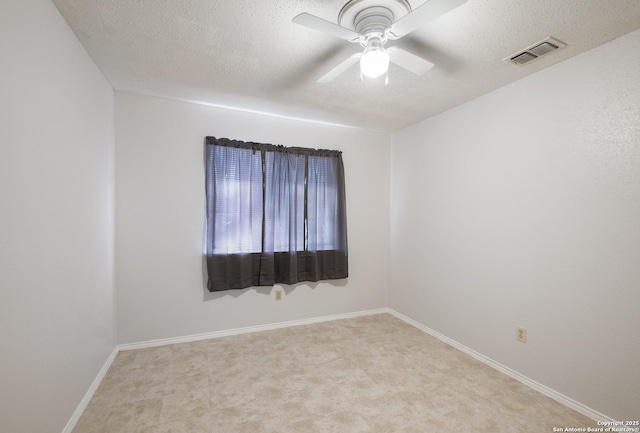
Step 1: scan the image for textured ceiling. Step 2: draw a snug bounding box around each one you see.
[52,0,640,132]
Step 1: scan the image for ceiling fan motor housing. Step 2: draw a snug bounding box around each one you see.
[338,0,412,35]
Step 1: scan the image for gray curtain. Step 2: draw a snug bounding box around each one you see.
[205,137,348,292]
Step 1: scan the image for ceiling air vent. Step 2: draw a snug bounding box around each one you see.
[506,37,566,65]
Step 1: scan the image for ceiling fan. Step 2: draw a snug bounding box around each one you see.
[293,0,467,84]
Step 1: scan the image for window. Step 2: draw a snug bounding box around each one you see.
[205,137,348,292]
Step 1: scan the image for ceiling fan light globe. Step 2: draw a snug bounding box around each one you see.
[360,49,389,78]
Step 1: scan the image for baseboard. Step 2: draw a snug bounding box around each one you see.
[62,309,387,432]
[66,307,613,432]
[387,309,615,423]
[61,346,119,433]
[117,308,389,351]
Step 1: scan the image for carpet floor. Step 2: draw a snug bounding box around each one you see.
[72,313,595,432]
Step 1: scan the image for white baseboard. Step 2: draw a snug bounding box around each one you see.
[117,308,389,351]
[63,309,387,432]
[65,307,614,433]
[387,309,614,423]
[62,346,119,433]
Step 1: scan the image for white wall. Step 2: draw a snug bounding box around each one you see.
[0,1,116,432]
[390,29,640,420]
[4,0,635,428]
[115,92,390,344]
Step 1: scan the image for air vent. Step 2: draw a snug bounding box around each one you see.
[506,37,566,65]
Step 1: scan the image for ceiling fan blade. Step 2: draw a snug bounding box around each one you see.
[317,52,362,83]
[387,46,435,75]
[387,0,467,39]
[293,13,360,42]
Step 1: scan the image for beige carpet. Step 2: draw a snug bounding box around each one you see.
[73,313,596,433]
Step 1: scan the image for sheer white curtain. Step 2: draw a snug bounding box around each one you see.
[263,149,305,254]
[208,144,263,254]
[307,154,340,252]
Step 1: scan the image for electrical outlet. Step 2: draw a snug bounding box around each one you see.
[516,327,527,343]
[275,290,283,301]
